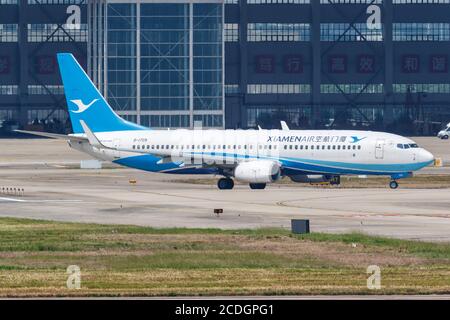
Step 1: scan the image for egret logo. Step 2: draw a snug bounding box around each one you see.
[350,136,367,143]
[70,99,99,113]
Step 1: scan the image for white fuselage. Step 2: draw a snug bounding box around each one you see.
[69,129,434,178]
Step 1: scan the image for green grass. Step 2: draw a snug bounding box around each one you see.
[0,217,289,252]
[296,232,450,259]
[1,217,449,259]
[0,217,449,297]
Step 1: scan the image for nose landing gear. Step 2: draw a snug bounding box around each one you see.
[389,180,399,189]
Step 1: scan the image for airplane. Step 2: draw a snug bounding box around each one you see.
[17,53,435,190]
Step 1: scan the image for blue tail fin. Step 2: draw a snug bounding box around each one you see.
[57,53,146,134]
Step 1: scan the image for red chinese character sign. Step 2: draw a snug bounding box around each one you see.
[284,55,303,74]
[328,55,347,74]
[255,55,275,73]
[402,55,420,73]
[0,56,10,74]
[35,56,56,74]
[357,55,375,73]
[430,55,448,73]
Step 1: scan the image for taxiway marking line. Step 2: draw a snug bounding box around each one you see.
[0,197,84,203]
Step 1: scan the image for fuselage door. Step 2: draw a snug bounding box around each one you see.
[113,138,121,158]
[375,139,385,159]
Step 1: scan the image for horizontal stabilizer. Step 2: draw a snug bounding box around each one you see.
[14,130,87,142]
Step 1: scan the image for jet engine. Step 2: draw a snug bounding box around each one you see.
[234,160,281,184]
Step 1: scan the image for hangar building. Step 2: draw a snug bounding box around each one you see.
[0,0,449,134]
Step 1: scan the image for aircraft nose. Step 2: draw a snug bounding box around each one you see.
[419,149,434,164]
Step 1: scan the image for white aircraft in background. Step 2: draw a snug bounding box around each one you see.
[437,122,450,139]
[17,53,435,190]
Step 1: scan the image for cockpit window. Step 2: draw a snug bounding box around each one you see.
[398,143,419,149]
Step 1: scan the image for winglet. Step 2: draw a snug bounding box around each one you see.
[280,121,290,131]
[80,120,109,149]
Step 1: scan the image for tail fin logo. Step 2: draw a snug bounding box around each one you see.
[70,99,99,114]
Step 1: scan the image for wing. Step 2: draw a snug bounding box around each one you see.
[76,123,260,171]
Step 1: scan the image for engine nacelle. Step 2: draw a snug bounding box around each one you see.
[234,160,281,184]
[289,174,340,185]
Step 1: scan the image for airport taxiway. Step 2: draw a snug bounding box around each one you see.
[0,137,449,242]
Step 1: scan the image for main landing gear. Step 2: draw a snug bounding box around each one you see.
[249,183,266,190]
[389,180,399,189]
[217,177,234,190]
[217,179,267,190]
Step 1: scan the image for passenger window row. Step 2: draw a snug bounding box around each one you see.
[131,144,362,151]
[132,144,259,150]
[283,144,361,151]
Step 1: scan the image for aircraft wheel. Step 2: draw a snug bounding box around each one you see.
[218,178,234,190]
[389,180,399,189]
[249,183,266,190]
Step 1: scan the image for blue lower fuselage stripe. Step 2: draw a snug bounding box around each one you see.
[113,152,432,176]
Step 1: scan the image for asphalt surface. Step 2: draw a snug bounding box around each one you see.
[0,137,449,242]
